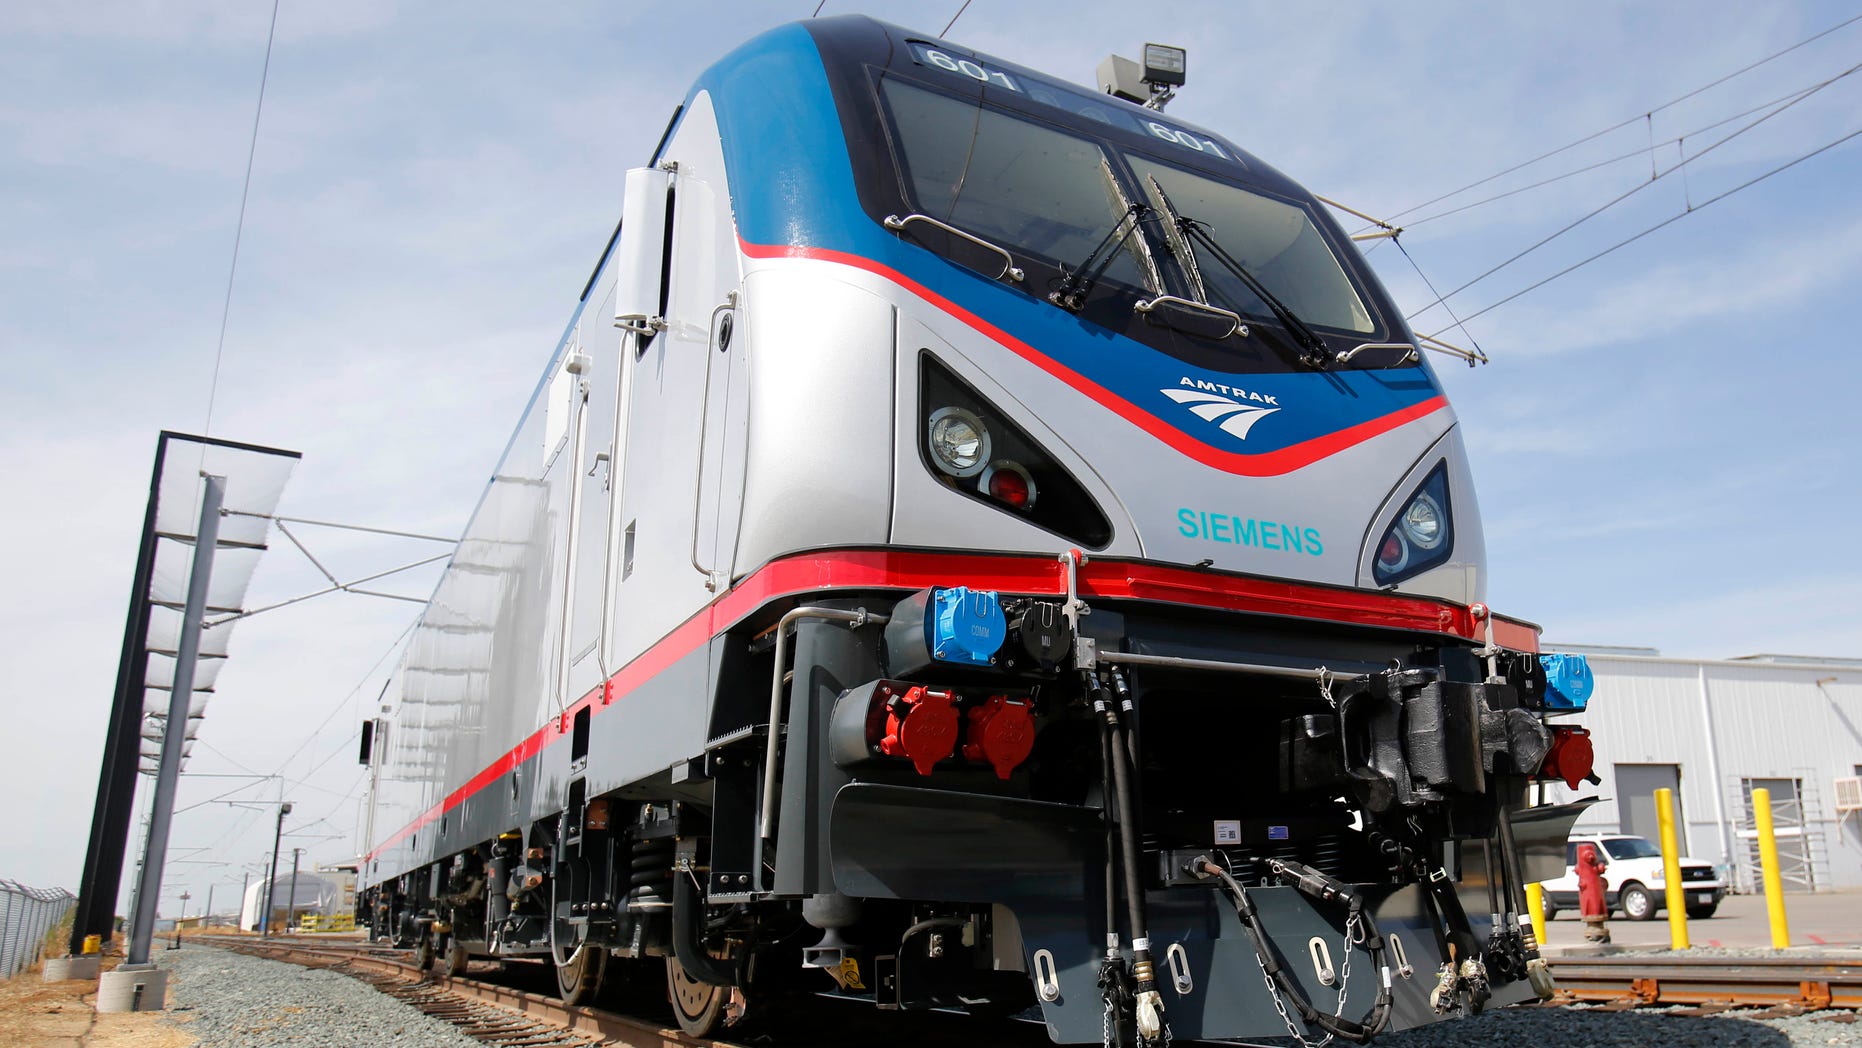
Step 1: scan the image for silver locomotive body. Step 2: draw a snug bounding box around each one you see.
[359,17,1588,1043]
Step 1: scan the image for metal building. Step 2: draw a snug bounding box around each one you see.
[238,872,340,932]
[1542,649,1862,891]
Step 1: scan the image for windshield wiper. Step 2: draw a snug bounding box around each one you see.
[1146,180,1333,369]
[1048,202,1151,312]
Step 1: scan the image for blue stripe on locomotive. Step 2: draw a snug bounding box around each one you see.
[687,23,1447,459]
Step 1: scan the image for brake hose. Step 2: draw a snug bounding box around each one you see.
[1089,671,1167,1043]
[1191,856,1393,1043]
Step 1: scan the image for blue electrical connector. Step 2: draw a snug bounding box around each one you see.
[928,586,1007,667]
[1539,653,1594,710]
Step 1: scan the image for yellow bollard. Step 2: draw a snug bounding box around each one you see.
[1655,787,1689,949]
[1524,882,1548,949]
[1752,787,1792,949]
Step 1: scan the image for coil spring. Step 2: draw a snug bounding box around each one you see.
[628,837,675,909]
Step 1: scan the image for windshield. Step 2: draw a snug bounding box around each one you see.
[878,78,1378,336]
[1130,156,1373,334]
[1603,837,1662,860]
[879,77,1153,292]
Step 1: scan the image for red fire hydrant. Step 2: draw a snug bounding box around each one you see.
[1576,842,1611,943]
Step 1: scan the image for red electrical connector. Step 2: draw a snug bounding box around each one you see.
[878,686,960,776]
[963,694,1036,779]
[1540,725,1597,790]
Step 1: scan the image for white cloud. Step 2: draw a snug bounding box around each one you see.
[1547,572,1862,660]
[1461,211,1862,356]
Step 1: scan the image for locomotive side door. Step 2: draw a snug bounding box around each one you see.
[562,306,627,706]
[606,98,744,669]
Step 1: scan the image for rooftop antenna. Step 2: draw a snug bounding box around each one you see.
[1097,42,1186,110]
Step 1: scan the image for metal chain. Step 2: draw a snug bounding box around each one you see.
[1333,914,1356,1022]
[1256,942,1332,1048]
[1316,666,1337,708]
[1252,910,1364,1048]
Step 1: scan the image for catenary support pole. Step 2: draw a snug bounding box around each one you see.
[287,849,302,934]
[262,801,290,935]
[70,436,168,955]
[125,475,223,967]
[1753,788,1792,948]
[1655,787,1690,950]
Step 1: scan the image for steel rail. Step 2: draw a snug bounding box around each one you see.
[1545,954,1862,1010]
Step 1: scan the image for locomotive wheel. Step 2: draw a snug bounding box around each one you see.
[442,938,470,978]
[555,942,608,1005]
[413,934,435,971]
[666,953,729,1037]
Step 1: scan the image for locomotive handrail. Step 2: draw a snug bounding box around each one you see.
[690,293,739,590]
[1334,341,1418,367]
[1132,294,1246,339]
[758,605,890,850]
[883,213,1025,282]
[1095,649,1382,681]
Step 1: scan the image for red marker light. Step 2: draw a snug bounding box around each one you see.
[984,461,1035,509]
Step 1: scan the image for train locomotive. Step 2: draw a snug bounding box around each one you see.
[356,16,1598,1044]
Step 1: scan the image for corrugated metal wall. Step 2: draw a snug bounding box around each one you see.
[1539,656,1862,891]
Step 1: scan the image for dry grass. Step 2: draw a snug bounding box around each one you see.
[0,954,195,1048]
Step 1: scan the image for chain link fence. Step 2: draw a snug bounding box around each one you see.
[0,879,76,979]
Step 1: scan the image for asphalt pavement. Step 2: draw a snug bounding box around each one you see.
[1539,888,1862,953]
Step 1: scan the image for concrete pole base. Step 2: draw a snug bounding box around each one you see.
[96,964,168,1012]
[42,955,102,981]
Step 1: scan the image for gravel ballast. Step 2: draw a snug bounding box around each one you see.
[1371,1005,1861,1048]
[155,943,481,1046]
[145,942,1860,1048]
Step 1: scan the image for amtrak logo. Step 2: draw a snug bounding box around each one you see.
[1161,378,1281,441]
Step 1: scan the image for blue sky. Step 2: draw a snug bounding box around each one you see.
[3,1,1858,909]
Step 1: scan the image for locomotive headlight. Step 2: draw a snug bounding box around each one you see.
[1371,463,1453,586]
[1400,493,1445,550]
[927,406,991,478]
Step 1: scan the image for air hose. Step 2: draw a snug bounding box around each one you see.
[1089,671,1167,1043]
[1373,831,1489,1012]
[1191,856,1393,1043]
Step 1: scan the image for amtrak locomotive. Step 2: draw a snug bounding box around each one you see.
[356,16,1598,1044]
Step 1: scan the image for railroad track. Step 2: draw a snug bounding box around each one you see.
[1544,954,1862,1013]
[192,936,1049,1048]
[199,935,1860,1043]
[196,936,705,1048]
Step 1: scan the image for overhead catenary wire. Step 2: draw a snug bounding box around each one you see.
[1397,70,1853,231]
[266,614,420,783]
[1405,61,1860,323]
[1394,239,1486,364]
[1374,10,1862,227]
[942,0,974,36]
[1425,123,1862,337]
[202,0,283,437]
